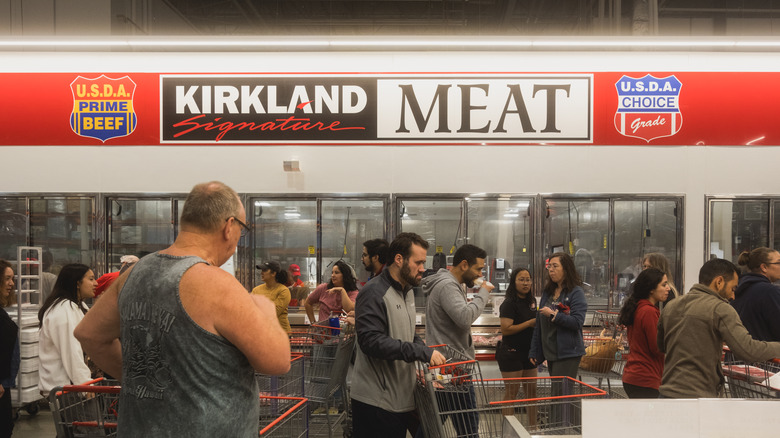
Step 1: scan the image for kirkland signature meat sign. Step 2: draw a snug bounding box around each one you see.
[159,75,593,143]
[7,71,780,146]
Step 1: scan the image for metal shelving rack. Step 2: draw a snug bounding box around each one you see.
[12,246,44,415]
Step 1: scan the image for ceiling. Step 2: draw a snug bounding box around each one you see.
[158,0,780,36]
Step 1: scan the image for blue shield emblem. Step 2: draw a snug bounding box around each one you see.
[70,75,137,142]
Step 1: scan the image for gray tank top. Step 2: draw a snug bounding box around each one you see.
[117,253,259,437]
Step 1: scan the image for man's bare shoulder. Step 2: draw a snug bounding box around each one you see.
[181,263,248,300]
[178,263,254,335]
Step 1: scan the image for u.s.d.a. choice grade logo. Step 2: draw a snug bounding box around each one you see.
[614,74,682,142]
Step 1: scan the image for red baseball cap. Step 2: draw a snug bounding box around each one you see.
[289,264,301,275]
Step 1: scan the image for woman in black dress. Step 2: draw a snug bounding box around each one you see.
[496,267,537,423]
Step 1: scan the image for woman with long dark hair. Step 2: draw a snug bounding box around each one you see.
[304,260,359,324]
[252,261,292,333]
[496,267,537,422]
[642,253,679,302]
[618,267,669,398]
[529,252,587,426]
[529,252,587,377]
[38,263,97,394]
[0,260,19,438]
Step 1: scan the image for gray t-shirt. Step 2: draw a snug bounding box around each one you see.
[117,253,259,437]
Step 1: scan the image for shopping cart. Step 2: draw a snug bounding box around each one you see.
[578,312,628,397]
[416,345,607,437]
[415,344,489,438]
[48,377,121,438]
[479,377,607,435]
[584,310,622,338]
[257,353,306,398]
[722,347,780,399]
[289,322,355,438]
[259,396,308,438]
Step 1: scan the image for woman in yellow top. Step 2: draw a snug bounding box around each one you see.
[252,261,291,333]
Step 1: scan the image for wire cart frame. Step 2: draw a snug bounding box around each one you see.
[578,310,628,397]
[289,322,355,438]
[48,377,121,438]
[722,348,780,399]
[480,377,607,435]
[257,354,306,398]
[259,396,308,438]
[414,344,486,438]
[416,345,606,437]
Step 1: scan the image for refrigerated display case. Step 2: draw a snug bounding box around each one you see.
[706,196,780,265]
[543,195,684,311]
[397,194,537,359]
[105,196,183,273]
[0,195,96,276]
[403,194,683,360]
[249,194,389,325]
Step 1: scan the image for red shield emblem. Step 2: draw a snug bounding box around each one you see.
[614,75,682,142]
[70,75,137,142]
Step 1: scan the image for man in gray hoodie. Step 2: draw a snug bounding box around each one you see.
[422,244,494,438]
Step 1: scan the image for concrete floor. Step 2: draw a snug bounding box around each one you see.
[12,402,55,438]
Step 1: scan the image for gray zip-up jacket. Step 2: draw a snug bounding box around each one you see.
[421,269,490,360]
[658,283,780,398]
[351,269,432,413]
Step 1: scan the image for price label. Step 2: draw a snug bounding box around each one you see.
[308,246,316,255]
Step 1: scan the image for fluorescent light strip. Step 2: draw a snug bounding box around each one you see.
[3,37,780,50]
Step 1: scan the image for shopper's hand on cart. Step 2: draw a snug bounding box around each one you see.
[344,310,355,326]
[430,350,446,366]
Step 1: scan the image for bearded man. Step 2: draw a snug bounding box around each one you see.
[658,258,780,398]
[420,244,494,437]
[351,232,445,438]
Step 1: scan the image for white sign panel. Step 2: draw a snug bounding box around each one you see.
[376,76,592,142]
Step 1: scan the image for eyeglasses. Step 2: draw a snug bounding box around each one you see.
[227,216,251,237]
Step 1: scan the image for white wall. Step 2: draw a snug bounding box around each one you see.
[3,50,780,290]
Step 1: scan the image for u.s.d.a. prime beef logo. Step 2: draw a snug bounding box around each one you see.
[70,75,137,142]
[614,74,682,142]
